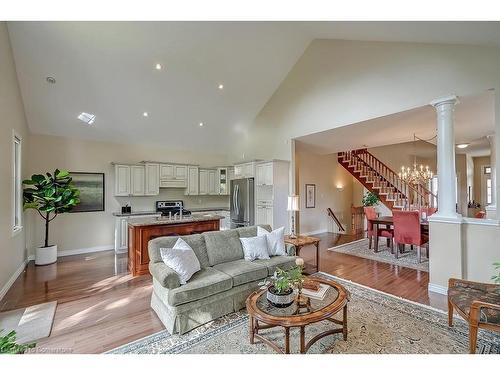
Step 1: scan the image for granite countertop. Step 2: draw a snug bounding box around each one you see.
[127,214,224,227]
[189,207,230,212]
[112,211,160,217]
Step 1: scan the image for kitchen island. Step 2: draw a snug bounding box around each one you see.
[127,214,222,276]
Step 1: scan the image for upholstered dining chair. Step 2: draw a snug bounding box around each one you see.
[392,210,428,262]
[474,211,486,219]
[364,206,393,252]
[448,278,500,353]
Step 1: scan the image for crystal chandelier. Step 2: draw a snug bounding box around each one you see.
[398,134,435,186]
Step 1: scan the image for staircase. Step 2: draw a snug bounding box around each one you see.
[338,149,437,210]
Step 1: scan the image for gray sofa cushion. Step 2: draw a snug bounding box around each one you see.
[149,234,210,268]
[168,268,232,306]
[203,229,243,266]
[213,259,268,286]
[254,255,297,276]
[237,225,272,238]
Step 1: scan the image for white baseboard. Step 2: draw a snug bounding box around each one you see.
[0,258,29,301]
[57,244,114,257]
[428,283,448,295]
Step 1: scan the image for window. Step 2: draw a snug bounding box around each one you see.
[482,165,492,206]
[486,177,492,205]
[484,166,492,174]
[12,132,22,234]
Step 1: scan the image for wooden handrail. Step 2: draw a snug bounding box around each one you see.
[339,149,437,209]
[327,208,345,232]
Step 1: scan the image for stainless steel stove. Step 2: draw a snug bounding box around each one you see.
[155,200,191,217]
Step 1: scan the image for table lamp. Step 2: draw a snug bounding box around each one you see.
[287,195,299,239]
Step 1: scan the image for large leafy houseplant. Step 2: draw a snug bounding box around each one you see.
[492,263,500,284]
[23,169,80,249]
[362,191,379,207]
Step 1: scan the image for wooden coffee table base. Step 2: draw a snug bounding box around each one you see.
[249,305,348,354]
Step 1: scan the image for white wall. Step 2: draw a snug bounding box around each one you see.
[295,142,354,235]
[25,134,231,254]
[0,23,31,297]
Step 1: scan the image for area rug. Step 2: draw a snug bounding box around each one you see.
[107,274,499,354]
[328,238,429,272]
[0,301,57,344]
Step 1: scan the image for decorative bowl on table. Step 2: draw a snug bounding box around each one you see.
[266,286,295,308]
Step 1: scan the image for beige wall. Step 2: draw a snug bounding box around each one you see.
[0,23,31,296]
[295,142,354,235]
[473,156,491,205]
[25,134,231,254]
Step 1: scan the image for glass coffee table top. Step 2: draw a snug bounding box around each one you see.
[256,283,340,318]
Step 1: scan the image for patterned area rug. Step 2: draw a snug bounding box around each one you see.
[328,238,429,272]
[108,273,499,354]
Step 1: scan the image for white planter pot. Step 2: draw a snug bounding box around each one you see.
[35,245,57,266]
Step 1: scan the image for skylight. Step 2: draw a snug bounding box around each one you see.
[78,112,96,125]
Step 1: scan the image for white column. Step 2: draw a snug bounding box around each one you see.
[431,95,461,219]
[486,134,497,218]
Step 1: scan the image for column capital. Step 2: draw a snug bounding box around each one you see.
[430,95,459,108]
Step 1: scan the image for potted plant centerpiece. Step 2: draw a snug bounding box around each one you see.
[23,169,80,266]
[261,262,305,308]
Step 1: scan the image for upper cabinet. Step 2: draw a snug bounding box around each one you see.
[185,166,199,196]
[256,162,273,186]
[130,165,145,196]
[234,161,256,179]
[144,163,160,195]
[199,169,218,195]
[114,164,131,196]
[217,167,229,195]
[159,164,187,188]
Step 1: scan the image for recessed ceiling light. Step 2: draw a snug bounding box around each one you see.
[456,143,469,149]
[78,112,96,125]
[46,76,56,84]
[218,84,224,90]
[155,63,162,70]
[143,112,149,117]
[199,122,204,127]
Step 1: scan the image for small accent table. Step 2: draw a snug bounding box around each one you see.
[246,277,349,354]
[284,235,320,274]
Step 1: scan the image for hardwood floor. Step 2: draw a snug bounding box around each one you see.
[0,232,447,353]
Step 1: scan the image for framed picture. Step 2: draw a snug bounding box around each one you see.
[305,184,316,208]
[69,172,105,212]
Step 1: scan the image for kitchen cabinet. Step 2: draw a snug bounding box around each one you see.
[144,163,160,195]
[217,168,229,195]
[114,213,161,253]
[234,162,256,178]
[114,164,131,196]
[185,166,199,195]
[159,164,187,188]
[256,162,273,186]
[208,170,217,195]
[256,205,273,227]
[199,169,209,195]
[130,166,145,196]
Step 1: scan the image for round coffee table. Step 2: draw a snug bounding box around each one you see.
[246,277,350,354]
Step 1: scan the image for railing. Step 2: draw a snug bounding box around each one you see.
[327,208,346,232]
[339,149,437,209]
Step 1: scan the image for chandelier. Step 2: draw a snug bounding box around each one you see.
[398,134,435,186]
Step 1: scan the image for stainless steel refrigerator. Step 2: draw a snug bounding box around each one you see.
[230,178,254,228]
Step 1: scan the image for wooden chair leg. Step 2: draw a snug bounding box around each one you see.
[390,238,394,253]
[448,300,453,327]
[469,323,478,354]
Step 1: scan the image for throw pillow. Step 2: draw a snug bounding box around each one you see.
[240,235,270,261]
[160,238,201,284]
[257,226,286,256]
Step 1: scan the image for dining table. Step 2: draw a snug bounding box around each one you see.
[368,215,429,253]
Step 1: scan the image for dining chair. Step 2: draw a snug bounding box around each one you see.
[364,206,394,252]
[392,210,428,262]
[474,211,486,219]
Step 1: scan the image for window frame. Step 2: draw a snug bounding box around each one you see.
[12,130,23,235]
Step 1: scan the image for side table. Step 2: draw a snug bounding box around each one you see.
[284,235,320,274]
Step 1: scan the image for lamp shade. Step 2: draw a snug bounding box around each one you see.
[287,195,299,211]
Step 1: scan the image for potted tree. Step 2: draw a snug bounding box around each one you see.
[23,169,80,265]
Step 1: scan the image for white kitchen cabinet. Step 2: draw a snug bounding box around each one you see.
[217,210,231,230]
[256,162,273,186]
[185,166,199,195]
[234,164,243,178]
[159,164,187,188]
[234,162,256,178]
[114,164,131,196]
[256,205,273,227]
[208,170,217,195]
[144,163,160,195]
[199,169,209,195]
[130,165,145,196]
[217,168,229,195]
[114,214,161,253]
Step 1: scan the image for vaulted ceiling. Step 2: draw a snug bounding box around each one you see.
[7,22,500,154]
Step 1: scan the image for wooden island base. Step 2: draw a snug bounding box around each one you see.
[128,218,220,276]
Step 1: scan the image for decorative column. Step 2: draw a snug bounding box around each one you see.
[430,95,460,219]
[486,134,497,218]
